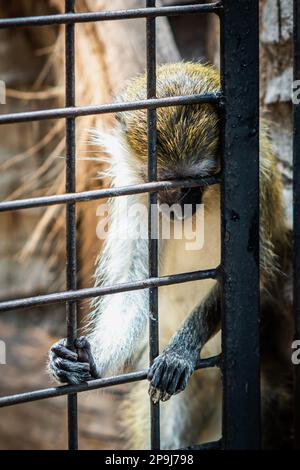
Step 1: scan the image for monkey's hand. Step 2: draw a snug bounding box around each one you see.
[48,336,100,385]
[148,350,197,403]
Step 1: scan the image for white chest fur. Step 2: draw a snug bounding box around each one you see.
[158,186,221,348]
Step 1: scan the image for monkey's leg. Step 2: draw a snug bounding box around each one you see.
[148,285,220,402]
[48,195,151,384]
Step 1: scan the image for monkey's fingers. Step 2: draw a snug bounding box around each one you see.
[51,338,78,362]
[166,359,194,396]
[147,356,166,382]
[53,356,90,374]
[150,365,182,398]
[176,366,193,393]
[148,358,170,402]
[148,353,194,401]
[48,349,93,385]
[148,385,170,404]
[74,336,90,350]
[74,336,99,379]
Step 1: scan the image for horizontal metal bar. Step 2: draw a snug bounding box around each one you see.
[0,93,220,125]
[0,370,148,408]
[0,174,221,212]
[0,268,218,312]
[195,354,221,370]
[0,4,223,30]
[0,355,221,408]
[182,440,221,450]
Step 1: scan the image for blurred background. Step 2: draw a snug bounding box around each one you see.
[0,0,292,449]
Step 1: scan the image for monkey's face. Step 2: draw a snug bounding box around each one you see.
[155,146,219,220]
[156,185,203,221]
[124,100,220,219]
[119,102,220,220]
[122,101,220,219]
[116,63,221,219]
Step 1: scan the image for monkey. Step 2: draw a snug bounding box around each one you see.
[48,63,293,449]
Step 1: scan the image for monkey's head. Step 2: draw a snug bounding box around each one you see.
[116,63,220,216]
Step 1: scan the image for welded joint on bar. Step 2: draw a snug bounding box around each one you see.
[218,94,226,109]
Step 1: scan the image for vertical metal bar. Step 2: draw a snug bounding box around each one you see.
[146,0,160,450]
[293,0,300,450]
[220,0,261,449]
[65,0,78,450]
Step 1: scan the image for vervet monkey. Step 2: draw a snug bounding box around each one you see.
[49,63,293,449]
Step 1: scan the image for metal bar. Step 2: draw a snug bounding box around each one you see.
[0,4,223,29]
[0,354,221,409]
[0,0,264,453]
[293,0,300,450]
[0,174,221,213]
[195,354,221,370]
[146,0,160,450]
[220,0,261,449]
[0,371,148,408]
[0,93,220,125]
[0,268,218,313]
[65,0,78,451]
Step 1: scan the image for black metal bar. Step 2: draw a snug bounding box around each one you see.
[220,0,261,449]
[0,93,220,125]
[0,4,223,29]
[293,0,300,450]
[0,268,218,313]
[65,0,78,451]
[0,0,264,452]
[146,0,160,451]
[195,354,221,370]
[0,371,148,408]
[0,354,221,409]
[0,175,221,213]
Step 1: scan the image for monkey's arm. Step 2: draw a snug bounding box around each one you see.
[49,195,150,384]
[148,284,221,403]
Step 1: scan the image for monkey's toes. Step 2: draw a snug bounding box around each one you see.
[74,336,91,363]
[147,352,194,402]
[51,338,78,362]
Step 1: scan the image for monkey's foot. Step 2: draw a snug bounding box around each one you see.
[147,352,195,403]
[48,336,99,385]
